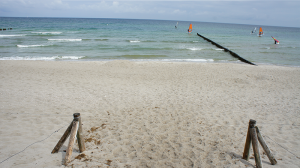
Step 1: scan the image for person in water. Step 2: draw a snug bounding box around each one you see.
[272,36,279,44]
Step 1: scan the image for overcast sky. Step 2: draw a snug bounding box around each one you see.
[1,0,299,27]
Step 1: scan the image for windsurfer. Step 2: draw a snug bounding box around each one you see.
[272,36,279,44]
[188,24,192,33]
[251,27,256,34]
[258,27,263,37]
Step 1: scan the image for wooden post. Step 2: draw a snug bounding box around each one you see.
[255,126,277,165]
[74,113,86,153]
[52,113,86,165]
[250,127,263,168]
[64,118,79,166]
[51,121,73,154]
[243,119,256,160]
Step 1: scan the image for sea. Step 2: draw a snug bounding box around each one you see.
[1,17,300,66]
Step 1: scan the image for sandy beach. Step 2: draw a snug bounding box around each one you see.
[0,60,299,168]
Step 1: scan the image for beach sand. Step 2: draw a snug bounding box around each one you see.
[0,60,299,168]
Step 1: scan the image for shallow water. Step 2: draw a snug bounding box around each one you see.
[0,17,299,66]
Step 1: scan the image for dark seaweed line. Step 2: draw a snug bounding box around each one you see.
[197,33,256,66]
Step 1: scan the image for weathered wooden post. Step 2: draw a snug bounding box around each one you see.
[255,126,277,165]
[74,113,86,153]
[51,121,73,154]
[243,119,256,160]
[250,126,263,168]
[64,116,79,165]
[52,113,86,166]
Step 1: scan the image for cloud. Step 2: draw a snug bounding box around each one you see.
[113,1,119,6]
[172,9,186,15]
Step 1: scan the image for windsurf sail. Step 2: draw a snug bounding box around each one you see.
[258,27,263,36]
[175,22,178,28]
[188,24,192,33]
[271,36,279,44]
[251,27,256,34]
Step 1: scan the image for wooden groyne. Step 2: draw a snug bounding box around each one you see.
[0,28,12,31]
[197,33,256,66]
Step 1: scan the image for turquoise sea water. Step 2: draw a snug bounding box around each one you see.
[0,17,300,66]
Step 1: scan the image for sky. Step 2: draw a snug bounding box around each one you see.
[1,0,300,28]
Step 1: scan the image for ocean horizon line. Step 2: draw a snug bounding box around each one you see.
[1,16,299,28]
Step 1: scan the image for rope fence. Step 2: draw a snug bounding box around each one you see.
[0,123,69,164]
[0,114,299,166]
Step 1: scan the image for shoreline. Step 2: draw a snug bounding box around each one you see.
[0,60,299,167]
[1,59,300,68]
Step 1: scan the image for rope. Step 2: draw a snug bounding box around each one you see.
[0,112,71,117]
[259,123,300,127]
[1,113,299,165]
[0,123,69,164]
[264,135,300,159]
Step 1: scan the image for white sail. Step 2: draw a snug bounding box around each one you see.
[251,27,256,34]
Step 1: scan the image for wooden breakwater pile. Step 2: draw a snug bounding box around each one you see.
[197,33,256,66]
[0,28,13,31]
[52,113,86,166]
[242,119,277,168]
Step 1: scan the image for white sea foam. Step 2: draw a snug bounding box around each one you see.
[130,40,140,43]
[48,39,82,41]
[169,59,214,62]
[0,35,24,37]
[59,56,85,59]
[215,48,224,51]
[31,32,62,34]
[0,56,56,60]
[0,56,85,60]
[17,45,47,48]
[134,59,214,62]
[187,47,202,51]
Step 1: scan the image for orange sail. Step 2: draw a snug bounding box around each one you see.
[188,24,192,33]
[259,27,263,36]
